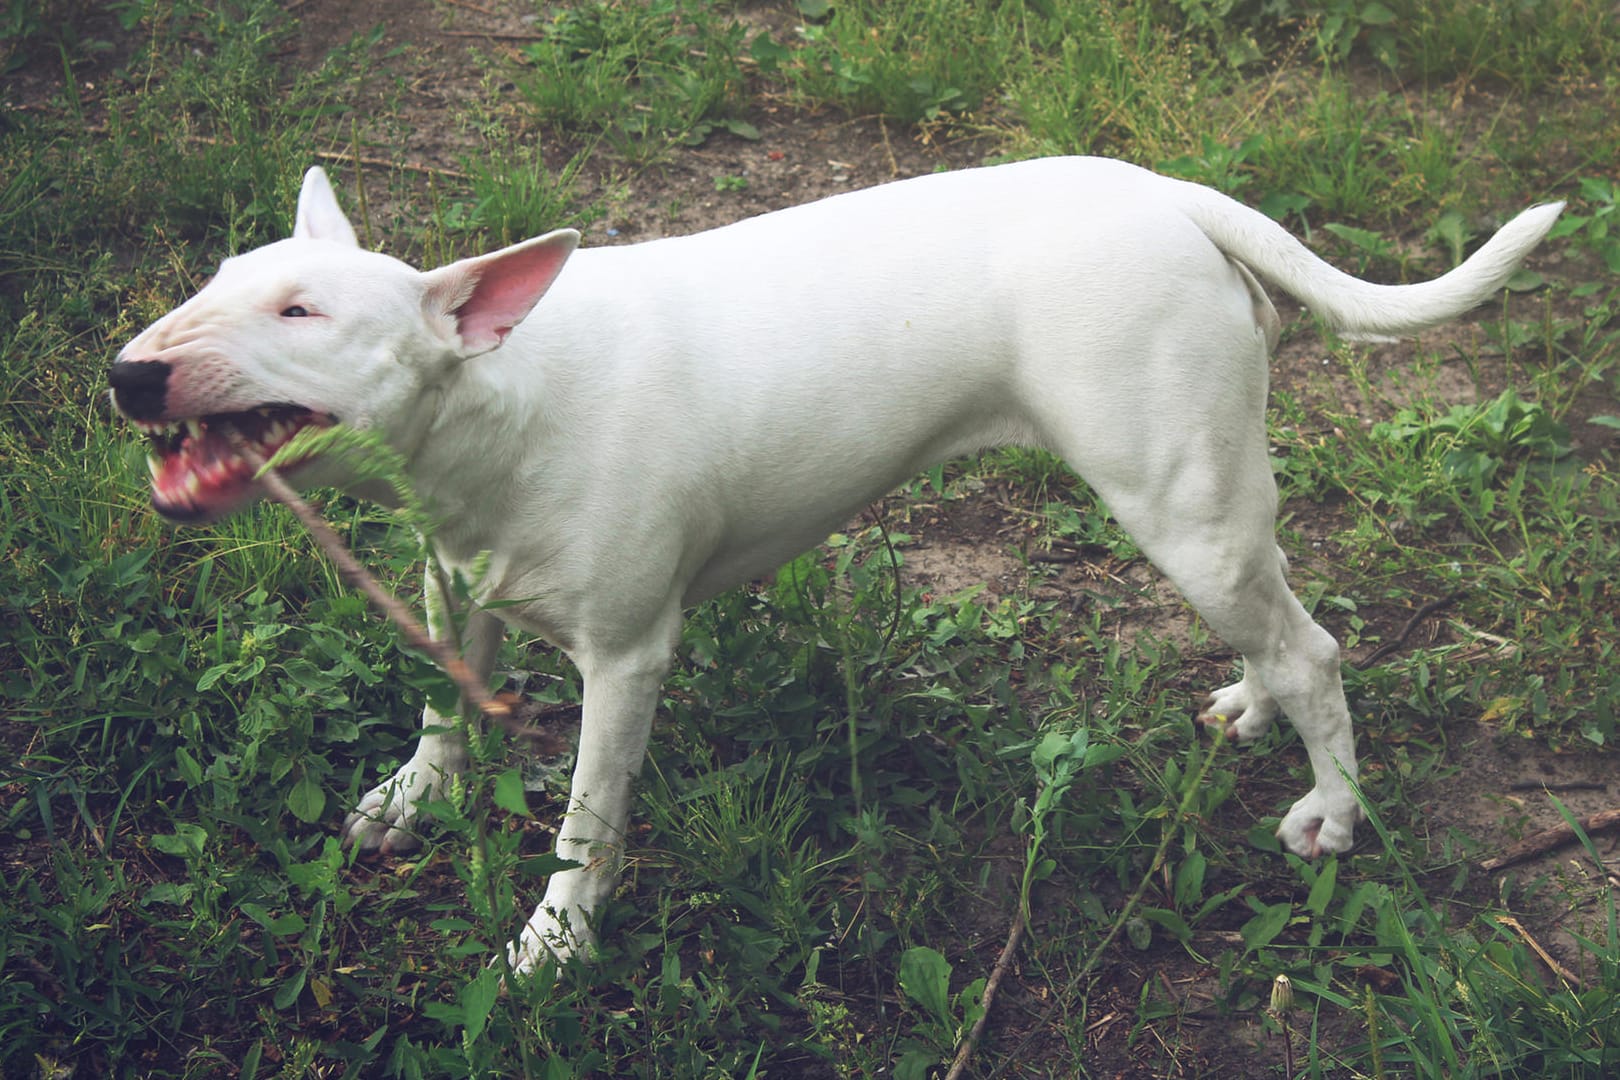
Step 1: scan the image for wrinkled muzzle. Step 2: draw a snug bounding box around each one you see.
[109,357,331,523]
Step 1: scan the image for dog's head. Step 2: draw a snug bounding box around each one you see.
[111,166,579,523]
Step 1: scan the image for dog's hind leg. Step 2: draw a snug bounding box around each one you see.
[342,567,506,853]
[1079,417,1360,855]
[508,611,682,976]
[1040,340,1358,857]
[1144,524,1359,857]
[1193,545,1287,742]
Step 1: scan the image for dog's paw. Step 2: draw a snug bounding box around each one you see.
[1196,679,1278,743]
[1275,787,1359,858]
[342,753,455,854]
[504,903,597,980]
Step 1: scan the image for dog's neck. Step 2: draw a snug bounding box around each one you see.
[392,333,577,568]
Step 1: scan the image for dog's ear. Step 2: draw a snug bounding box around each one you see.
[293,167,360,247]
[421,229,581,356]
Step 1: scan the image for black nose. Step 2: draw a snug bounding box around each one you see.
[108,359,171,420]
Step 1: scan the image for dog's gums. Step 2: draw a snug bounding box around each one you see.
[133,405,329,521]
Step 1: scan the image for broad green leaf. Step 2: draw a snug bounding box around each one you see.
[1173,850,1206,908]
[174,745,203,788]
[898,946,953,1028]
[287,774,326,823]
[1241,901,1292,953]
[493,768,533,818]
[1306,858,1339,915]
[273,968,307,1009]
[462,966,503,1041]
[151,823,208,859]
[196,662,233,692]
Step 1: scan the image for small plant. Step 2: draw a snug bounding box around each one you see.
[893,946,985,1077]
[789,0,1014,122]
[1549,177,1620,275]
[1322,220,1398,273]
[458,142,599,248]
[1371,386,1573,488]
[515,0,757,160]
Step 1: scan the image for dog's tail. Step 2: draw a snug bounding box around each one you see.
[1175,182,1563,342]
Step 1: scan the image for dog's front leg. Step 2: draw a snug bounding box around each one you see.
[343,566,506,854]
[508,628,677,975]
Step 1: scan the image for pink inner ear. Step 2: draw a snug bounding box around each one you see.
[454,239,574,351]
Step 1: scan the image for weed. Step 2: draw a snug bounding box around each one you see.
[790,0,1014,123]
[514,0,756,162]
[457,141,600,250]
[1550,177,1620,275]
[1371,386,1574,489]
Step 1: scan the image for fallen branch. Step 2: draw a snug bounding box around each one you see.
[1479,807,1620,873]
[1496,915,1584,988]
[308,147,468,181]
[1509,780,1606,793]
[439,29,546,41]
[1355,590,1464,669]
[187,134,467,180]
[231,436,565,754]
[943,909,1026,1080]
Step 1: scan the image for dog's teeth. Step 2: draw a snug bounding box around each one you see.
[147,456,161,481]
[184,419,203,440]
[184,472,202,496]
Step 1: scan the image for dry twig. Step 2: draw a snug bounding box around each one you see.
[1496,915,1584,988]
[439,29,545,41]
[943,910,1027,1080]
[1355,590,1463,669]
[230,436,565,753]
[1479,807,1620,873]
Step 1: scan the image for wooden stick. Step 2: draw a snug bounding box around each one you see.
[943,909,1026,1080]
[186,135,467,180]
[1479,807,1620,872]
[229,436,566,752]
[1495,915,1584,988]
[439,29,545,41]
[1355,590,1464,669]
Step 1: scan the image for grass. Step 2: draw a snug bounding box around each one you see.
[3,0,1619,1076]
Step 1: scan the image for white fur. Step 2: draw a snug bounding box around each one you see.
[115,158,1560,975]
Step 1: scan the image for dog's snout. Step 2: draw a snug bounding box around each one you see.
[108,359,172,420]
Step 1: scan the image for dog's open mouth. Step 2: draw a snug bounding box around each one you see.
[133,405,331,522]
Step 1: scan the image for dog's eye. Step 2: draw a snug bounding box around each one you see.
[280,305,310,318]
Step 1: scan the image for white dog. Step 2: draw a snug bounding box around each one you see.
[111,158,1560,974]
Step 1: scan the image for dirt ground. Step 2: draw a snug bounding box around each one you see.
[16,0,1615,1073]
